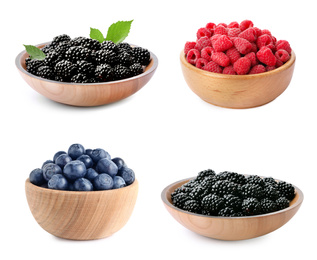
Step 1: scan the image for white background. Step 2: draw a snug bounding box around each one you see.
[1,0,316,259]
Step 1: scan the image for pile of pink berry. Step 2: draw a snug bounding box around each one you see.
[184,20,292,75]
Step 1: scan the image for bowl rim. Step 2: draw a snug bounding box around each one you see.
[161,175,303,219]
[180,49,296,79]
[25,177,138,195]
[16,41,158,86]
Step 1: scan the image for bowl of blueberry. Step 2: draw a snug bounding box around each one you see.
[25,143,138,240]
[16,22,158,106]
[161,169,303,240]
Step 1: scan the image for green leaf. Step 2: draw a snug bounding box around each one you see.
[105,20,133,44]
[90,28,105,43]
[23,44,46,60]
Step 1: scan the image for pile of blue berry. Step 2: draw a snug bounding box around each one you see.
[171,169,295,217]
[25,34,151,83]
[29,144,135,191]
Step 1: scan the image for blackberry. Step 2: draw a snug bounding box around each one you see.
[263,177,278,187]
[54,60,77,80]
[129,63,144,76]
[77,60,96,77]
[246,175,265,187]
[260,198,277,214]
[65,46,91,62]
[117,42,133,54]
[223,194,242,211]
[37,66,54,79]
[95,64,113,82]
[211,180,240,196]
[216,171,247,185]
[218,207,236,217]
[195,169,216,182]
[132,46,151,66]
[117,51,134,66]
[172,192,191,210]
[201,194,224,215]
[189,185,209,201]
[41,44,54,54]
[113,64,131,80]
[183,199,202,214]
[51,34,71,47]
[277,181,295,200]
[54,41,72,56]
[25,58,44,75]
[70,36,101,50]
[101,41,119,53]
[43,51,62,67]
[241,197,261,216]
[241,183,264,199]
[93,49,118,65]
[263,183,279,200]
[275,197,290,210]
[71,73,88,83]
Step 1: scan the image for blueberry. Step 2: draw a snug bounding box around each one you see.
[96,158,118,177]
[43,163,62,181]
[77,154,93,169]
[93,173,114,190]
[113,176,126,189]
[85,149,93,157]
[55,153,72,169]
[85,168,99,182]
[112,157,126,170]
[118,167,135,185]
[48,174,69,190]
[53,151,66,162]
[29,168,46,186]
[90,148,111,163]
[63,160,87,181]
[73,178,93,191]
[68,143,85,160]
[42,160,53,169]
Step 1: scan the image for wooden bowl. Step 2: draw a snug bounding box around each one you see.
[16,43,158,106]
[180,50,296,109]
[161,177,303,241]
[25,178,138,240]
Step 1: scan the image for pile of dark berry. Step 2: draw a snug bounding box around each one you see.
[25,34,151,83]
[29,143,135,191]
[171,169,295,217]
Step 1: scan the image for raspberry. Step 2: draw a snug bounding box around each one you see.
[266,65,276,71]
[201,46,214,61]
[195,36,211,52]
[244,52,258,66]
[213,35,233,52]
[184,41,196,55]
[206,22,216,35]
[238,27,257,42]
[250,42,258,53]
[197,27,212,39]
[239,20,254,31]
[228,28,241,37]
[186,49,201,65]
[275,59,284,68]
[256,46,277,66]
[214,25,228,35]
[195,58,208,69]
[256,34,274,50]
[210,34,222,47]
[249,64,266,74]
[217,23,228,28]
[276,40,292,54]
[233,37,252,54]
[233,57,251,75]
[228,21,239,28]
[275,49,290,63]
[203,61,222,73]
[261,29,272,37]
[223,65,236,75]
[226,47,241,64]
[212,52,230,67]
[253,27,262,37]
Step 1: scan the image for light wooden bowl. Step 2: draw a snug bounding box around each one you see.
[161,177,303,241]
[16,43,158,106]
[25,178,138,240]
[180,50,296,109]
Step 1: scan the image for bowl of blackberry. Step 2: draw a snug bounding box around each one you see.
[180,19,295,109]
[16,21,158,106]
[162,169,303,240]
[25,143,138,240]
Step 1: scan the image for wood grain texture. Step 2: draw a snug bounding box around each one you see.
[161,177,303,241]
[25,178,138,240]
[16,43,158,107]
[180,50,296,109]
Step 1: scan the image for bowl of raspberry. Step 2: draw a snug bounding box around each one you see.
[16,35,158,106]
[180,20,295,109]
[25,143,138,240]
[161,169,303,240]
